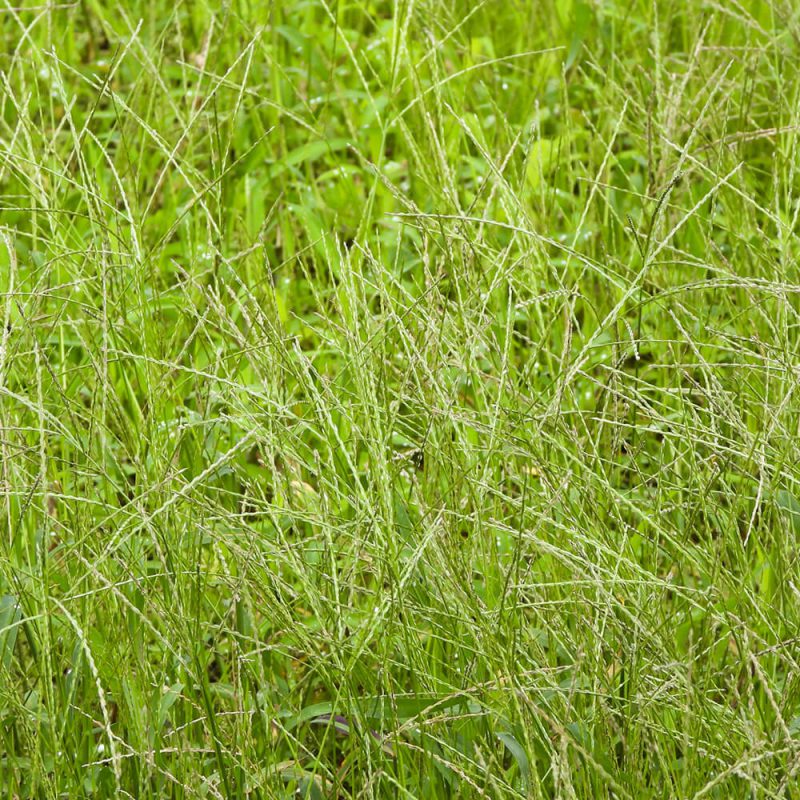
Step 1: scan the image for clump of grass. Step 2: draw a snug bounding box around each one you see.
[1,1,800,797]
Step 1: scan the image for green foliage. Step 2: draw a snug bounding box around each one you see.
[1,0,800,797]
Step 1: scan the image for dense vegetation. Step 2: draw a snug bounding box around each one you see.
[2,1,800,797]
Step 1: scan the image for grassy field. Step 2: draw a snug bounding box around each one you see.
[2,0,800,797]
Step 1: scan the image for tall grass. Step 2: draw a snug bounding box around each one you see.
[2,1,800,797]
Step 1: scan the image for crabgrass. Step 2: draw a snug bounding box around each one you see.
[2,0,800,797]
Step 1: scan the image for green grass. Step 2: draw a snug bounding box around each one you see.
[2,0,800,797]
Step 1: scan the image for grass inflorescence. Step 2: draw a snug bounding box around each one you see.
[2,1,800,797]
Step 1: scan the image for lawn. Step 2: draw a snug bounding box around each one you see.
[1,0,800,797]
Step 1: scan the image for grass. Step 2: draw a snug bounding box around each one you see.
[2,0,800,796]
